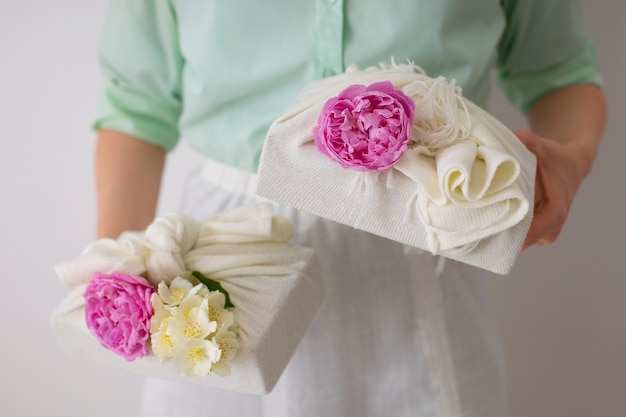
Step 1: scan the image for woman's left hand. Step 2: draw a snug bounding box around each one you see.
[515,129,588,249]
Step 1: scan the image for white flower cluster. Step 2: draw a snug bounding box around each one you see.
[150,275,239,377]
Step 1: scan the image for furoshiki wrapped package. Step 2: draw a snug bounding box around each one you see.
[51,204,323,394]
[257,63,536,275]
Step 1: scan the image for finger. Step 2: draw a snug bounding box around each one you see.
[513,130,539,152]
[522,221,542,250]
[523,200,565,249]
[522,203,551,250]
[523,222,549,249]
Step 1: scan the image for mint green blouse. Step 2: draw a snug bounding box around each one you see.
[93,0,602,173]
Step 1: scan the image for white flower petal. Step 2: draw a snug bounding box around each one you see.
[175,338,220,377]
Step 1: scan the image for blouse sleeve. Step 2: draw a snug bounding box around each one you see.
[496,0,603,114]
[92,0,183,151]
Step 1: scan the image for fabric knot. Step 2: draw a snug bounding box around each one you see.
[144,214,200,285]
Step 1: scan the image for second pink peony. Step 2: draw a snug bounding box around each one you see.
[84,272,155,361]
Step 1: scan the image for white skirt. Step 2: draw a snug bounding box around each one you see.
[139,158,507,417]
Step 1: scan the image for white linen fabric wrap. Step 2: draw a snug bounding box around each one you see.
[51,204,324,394]
[257,65,536,274]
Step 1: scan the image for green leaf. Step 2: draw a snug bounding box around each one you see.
[191,271,235,308]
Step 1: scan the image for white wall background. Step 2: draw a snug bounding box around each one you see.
[487,2,626,416]
[0,1,623,416]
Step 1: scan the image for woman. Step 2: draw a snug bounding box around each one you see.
[93,1,605,416]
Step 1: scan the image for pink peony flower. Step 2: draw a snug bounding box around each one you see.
[84,272,156,361]
[313,81,415,172]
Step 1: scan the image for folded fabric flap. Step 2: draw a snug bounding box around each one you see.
[197,216,294,245]
[474,146,520,196]
[394,151,444,203]
[184,242,311,279]
[192,204,294,244]
[421,194,527,252]
[435,141,479,200]
[465,100,536,187]
[434,142,520,203]
[54,239,147,289]
[465,99,537,234]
